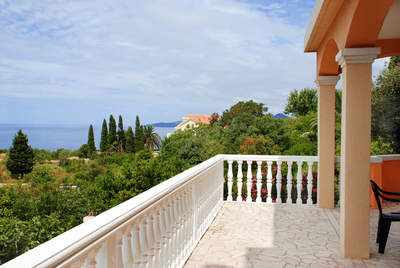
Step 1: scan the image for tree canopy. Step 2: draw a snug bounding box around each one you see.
[284,88,318,116]
[6,130,35,179]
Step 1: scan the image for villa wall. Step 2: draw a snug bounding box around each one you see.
[370,155,400,209]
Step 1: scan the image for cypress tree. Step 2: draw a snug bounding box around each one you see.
[87,124,96,153]
[126,126,135,153]
[108,115,117,146]
[134,115,145,152]
[100,119,108,152]
[6,129,34,179]
[117,115,126,152]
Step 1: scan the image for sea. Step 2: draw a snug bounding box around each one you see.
[0,124,175,151]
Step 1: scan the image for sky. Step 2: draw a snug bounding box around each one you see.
[0,0,389,126]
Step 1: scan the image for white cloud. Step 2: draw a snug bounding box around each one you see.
[0,0,387,124]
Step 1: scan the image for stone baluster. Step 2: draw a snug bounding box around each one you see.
[124,227,134,268]
[166,202,173,267]
[182,190,189,257]
[171,198,178,267]
[286,161,293,204]
[147,214,156,267]
[69,259,84,268]
[87,246,101,268]
[227,160,233,201]
[237,160,243,202]
[154,208,163,267]
[159,206,169,266]
[115,232,124,268]
[276,161,282,204]
[307,161,314,205]
[266,161,273,203]
[246,160,252,202]
[133,221,144,267]
[256,161,262,203]
[177,194,184,264]
[296,161,303,204]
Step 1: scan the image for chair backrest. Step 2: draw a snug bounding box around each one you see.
[370,180,384,215]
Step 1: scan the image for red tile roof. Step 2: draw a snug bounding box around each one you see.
[183,114,212,124]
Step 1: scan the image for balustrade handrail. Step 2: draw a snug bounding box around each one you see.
[3,155,224,268]
[222,154,318,162]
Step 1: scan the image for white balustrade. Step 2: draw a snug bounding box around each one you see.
[256,161,262,203]
[237,160,243,202]
[266,161,273,204]
[287,161,293,204]
[246,160,252,202]
[222,155,318,206]
[276,161,282,204]
[4,154,318,268]
[296,161,303,205]
[306,161,314,205]
[227,160,233,201]
[3,155,224,268]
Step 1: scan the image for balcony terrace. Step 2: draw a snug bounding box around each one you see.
[3,154,400,267]
[185,202,400,267]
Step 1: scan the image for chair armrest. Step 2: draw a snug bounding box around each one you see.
[379,188,400,196]
[381,196,400,203]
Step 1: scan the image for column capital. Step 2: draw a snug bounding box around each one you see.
[335,47,381,67]
[315,75,340,86]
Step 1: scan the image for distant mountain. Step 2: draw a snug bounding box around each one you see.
[273,113,291,119]
[151,121,181,127]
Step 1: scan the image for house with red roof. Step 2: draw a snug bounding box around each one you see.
[174,114,212,131]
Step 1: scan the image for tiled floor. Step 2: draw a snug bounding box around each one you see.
[184,202,400,267]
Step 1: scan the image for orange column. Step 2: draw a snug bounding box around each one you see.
[336,47,380,259]
[316,75,339,208]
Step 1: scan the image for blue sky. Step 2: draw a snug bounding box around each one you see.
[0,0,388,125]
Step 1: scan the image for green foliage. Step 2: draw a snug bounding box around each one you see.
[372,56,400,152]
[143,125,161,150]
[87,125,96,154]
[6,130,35,179]
[220,100,267,127]
[284,88,317,116]
[239,136,279,155]
[108,115,117,147]
[117,115,126,152]
[161,128,226,167]
[371,137,394,155]
[30,164,55,186]
[100,119,108,152]
[126,126,135,153]
[78,144,89,158]
[134,116,145,152]
[0,184,88,263]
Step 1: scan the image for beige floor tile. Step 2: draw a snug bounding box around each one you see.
[184,202,400,268]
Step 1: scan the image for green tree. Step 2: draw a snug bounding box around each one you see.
[6,130,34,179]
[87,125,96,154]
[108,115,117,147]
[220,100,267,126]
[126,126,135,153]
[100,119,108,152]
[143,125,161,150]
[134,116,145,152]
[79,144,89,158]
[372,56,400,152]
[284,88,318,116]
[117,115,126,152]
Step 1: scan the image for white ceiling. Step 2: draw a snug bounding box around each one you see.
[378,0,400,39]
